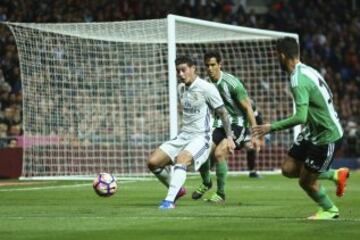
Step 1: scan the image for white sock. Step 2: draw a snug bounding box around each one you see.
[151,165,172,188]
[165,164,187,202]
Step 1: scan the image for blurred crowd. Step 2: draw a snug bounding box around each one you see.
[0,0,359,156]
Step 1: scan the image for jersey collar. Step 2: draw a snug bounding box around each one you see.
[187,76,200,89]
[291,62,302,77]
[216,71,224,85]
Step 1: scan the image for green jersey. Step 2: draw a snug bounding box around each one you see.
[212,71,248,128]
[271,62,343,145]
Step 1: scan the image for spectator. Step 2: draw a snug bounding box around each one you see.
[7,138,17,148]
[0,0,358,157]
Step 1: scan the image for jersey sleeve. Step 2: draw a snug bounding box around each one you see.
[233,80,248,102]
[205,83,224,109]
[271,85,309,131]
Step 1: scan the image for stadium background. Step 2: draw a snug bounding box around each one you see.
[0,0,359,176]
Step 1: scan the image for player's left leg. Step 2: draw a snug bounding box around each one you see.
[299,167,339,220]
[302,138,344,219]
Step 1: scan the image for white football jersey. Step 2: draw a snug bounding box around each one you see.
[178,77,224,134]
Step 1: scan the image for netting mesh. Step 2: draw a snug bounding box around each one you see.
[7,17,294,177]
[176,40,292,171]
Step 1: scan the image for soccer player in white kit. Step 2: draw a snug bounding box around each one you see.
[147,56,236,209]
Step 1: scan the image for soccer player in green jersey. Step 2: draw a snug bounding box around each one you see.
[191,51,259,203]
[253,37,349,220]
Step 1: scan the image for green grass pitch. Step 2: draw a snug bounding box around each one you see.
[0,173,359,240]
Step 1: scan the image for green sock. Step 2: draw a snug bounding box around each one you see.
[308,185,335,210]
[215,161,228,196]
[318,169,336,181]
[199,159,211,186]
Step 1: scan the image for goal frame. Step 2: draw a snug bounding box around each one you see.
[5,15,300,180]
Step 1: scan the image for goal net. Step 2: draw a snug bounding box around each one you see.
[6,15,298,179]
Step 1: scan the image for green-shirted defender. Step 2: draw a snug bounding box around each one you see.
[192,51,260,203]
[253,37,350,220]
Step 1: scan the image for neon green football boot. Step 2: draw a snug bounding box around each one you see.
[307,206,339,220]
[192,181,212,200]
[204,192,225,204]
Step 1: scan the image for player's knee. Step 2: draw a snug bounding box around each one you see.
[147,158,157,171]
[147,153,160,170]
[281,162,296,178]
[176,151,192,166]
[214,145,227,161]
[281,157,299,178]
[214,150,226,162]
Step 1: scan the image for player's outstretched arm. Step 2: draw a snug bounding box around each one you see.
[253,85,309,137]
[215,106,236,154]
[253,103,308,138]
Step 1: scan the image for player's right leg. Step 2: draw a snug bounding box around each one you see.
[244,141,261,178]
[335,167,350,197]
[298,138,344,219]
[299,167,339,220]
[316,137,348,197]
[161,134,212,209]
[147,151,186,205]
[152,135,191,209]
[318,167,350,197]
[160,150,193,210]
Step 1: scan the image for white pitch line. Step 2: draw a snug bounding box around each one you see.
[2,215,360,222]
[0,181,136,192]
[0,183,89,192]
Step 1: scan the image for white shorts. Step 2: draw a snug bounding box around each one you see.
[159,132,212,171]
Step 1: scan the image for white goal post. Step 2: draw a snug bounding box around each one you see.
[5,14,299,179]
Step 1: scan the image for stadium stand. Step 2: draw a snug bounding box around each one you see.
[0,0,358,160]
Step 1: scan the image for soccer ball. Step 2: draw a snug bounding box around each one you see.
[92,173,117,197]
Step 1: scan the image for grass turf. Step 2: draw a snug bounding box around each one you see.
[0,173,359,240]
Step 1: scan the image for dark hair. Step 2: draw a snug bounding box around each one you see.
[204,51,222,63]
[276,37,299,59]
[175,56,195,66]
